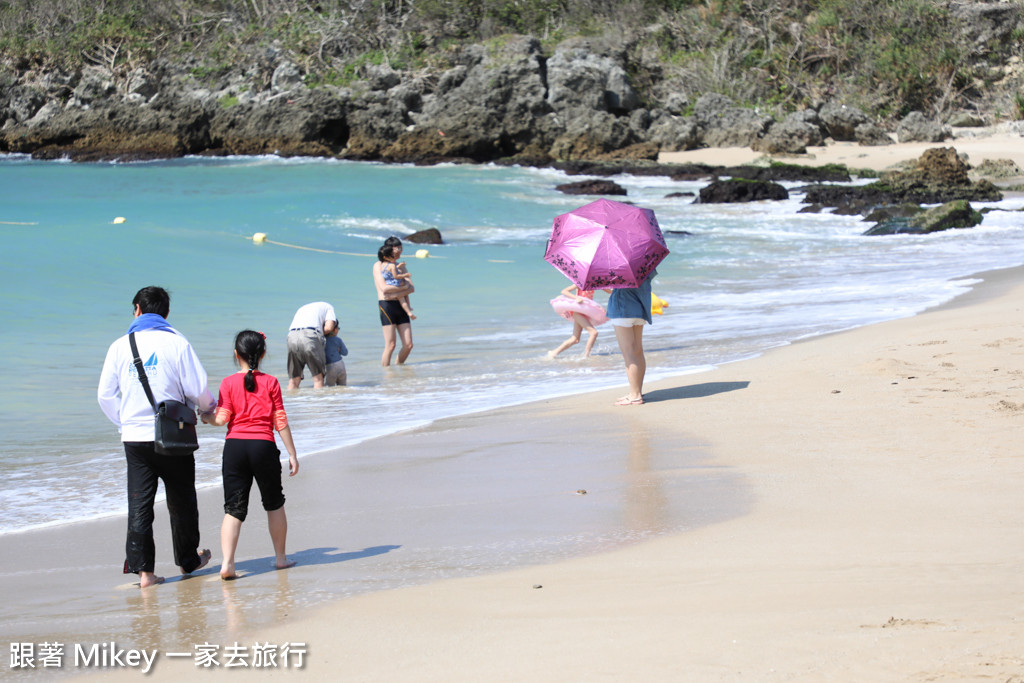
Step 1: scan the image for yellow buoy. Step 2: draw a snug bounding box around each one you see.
[112,217,126,224]
[252,232,267,243]
[415,249,430,259]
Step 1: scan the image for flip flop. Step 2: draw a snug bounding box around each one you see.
[615,396,644,406]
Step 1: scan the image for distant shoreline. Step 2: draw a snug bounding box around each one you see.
[660,125,1024,178]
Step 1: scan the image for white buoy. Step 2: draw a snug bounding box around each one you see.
[415,249,430,258]
[112,217,126,224]
[252,232,267,243]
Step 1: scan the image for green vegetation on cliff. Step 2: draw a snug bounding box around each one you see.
[1,0,1021,121]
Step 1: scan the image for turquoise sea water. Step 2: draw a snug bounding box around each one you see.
[1,154,1023,534]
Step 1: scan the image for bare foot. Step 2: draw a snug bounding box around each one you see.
[139,572,165,588]
[220,560,236,580]
[275,558,297,570]
[182,548,212,575]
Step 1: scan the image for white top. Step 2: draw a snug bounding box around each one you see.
[288,301,337,331]
[97,327,216,442]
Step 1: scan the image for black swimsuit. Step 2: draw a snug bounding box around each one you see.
[379,299,410,326]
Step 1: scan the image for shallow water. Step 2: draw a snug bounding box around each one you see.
[1,154,1022,534]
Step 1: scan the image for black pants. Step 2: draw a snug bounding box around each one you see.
[123,442,202,574]
[222,438,285,522]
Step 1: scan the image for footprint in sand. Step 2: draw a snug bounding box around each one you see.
[983,337,1021,348]
[861,617,942,629]
[996,400,1024,413]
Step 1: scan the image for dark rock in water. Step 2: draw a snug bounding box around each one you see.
[903,147,971,185]
[665,229,694,236]
[552,160,697,177]
[798,203,824,214]
[831,200,880,216]
[555,179,627,195]
[698,178,788,203]
[726,162,850,183]
[665,191,694,198]
[878,147,1003,203]
[405,228,444,244]
[669,166,718,181]
[800,184,894,213]
[863,204,923,224]
[864,200,983,235]
[801,147,1002,215]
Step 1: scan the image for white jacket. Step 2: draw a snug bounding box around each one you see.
[97,327,216,442]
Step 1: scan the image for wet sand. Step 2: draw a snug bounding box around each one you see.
[1,398,745,675]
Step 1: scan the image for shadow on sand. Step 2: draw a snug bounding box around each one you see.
[226,544,401,579]
[644,381,750,403]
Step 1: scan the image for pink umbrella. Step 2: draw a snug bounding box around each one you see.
[544,198,669,289]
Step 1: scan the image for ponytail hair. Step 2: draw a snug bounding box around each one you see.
[234,329,266,393]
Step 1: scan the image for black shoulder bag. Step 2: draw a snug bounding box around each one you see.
[129,332,200,456]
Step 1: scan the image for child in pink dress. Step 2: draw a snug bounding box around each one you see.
[548,284,611,358]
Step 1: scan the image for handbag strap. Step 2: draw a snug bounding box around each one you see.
[128,332,158,414]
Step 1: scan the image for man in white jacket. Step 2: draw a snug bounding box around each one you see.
[98,286,216,588]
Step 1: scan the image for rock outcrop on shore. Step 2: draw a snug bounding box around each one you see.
[0,34,980,166]
[801,147,1003,217]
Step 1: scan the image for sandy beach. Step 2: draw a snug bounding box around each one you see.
[659,125,1024,175]
[248,266,1024,682]
[67,264,1022,683]
[3,134,1023,681]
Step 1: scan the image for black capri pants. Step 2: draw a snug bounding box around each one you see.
[222,438,285,521]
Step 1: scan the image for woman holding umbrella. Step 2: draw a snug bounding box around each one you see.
[606,269,656,406]
[544,198,668,407]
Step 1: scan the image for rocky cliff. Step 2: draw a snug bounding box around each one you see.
[3,32,1009,165]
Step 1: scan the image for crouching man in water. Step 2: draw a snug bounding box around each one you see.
[98,286,215,587]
